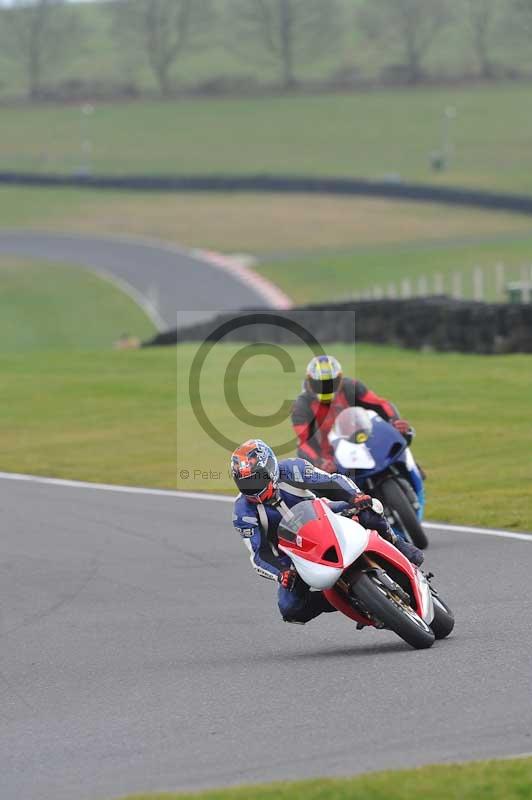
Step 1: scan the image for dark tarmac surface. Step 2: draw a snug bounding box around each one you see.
[0,231,270,329]
[1,477,531,800]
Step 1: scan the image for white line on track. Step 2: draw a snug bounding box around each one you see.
[1,471,530,542]
[86,265,168,331]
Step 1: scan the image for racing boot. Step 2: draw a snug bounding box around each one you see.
[389,532,424,567]
[348,505,424,567]
[367,508,424,567]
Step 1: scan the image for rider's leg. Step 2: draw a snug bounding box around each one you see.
[408,465,426,521]
[358,508,424,567]
[278,581,336,624]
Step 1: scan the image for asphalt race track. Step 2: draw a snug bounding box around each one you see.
[1,476,531,800]
[0,231,271,329]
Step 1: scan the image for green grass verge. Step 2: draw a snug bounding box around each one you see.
[0,257,155,352]
[2,187,532,260]
[0,258,155,353]
[119,757,532,800]
[258,233,532,304]
[1,344,530,531]
[5,84,532,192]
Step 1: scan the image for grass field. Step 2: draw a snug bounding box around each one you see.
[5,84,532,192]
[1,185,532,269]
[258,233,532,303]
[1,343,530,531]
[0,257,155,352]
[119,757,532,800]
[0,188,532,257]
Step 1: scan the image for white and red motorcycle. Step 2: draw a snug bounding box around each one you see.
[277,498,453,649]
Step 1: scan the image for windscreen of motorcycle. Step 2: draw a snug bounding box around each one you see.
[277,500,319,539]
[329,407,373,444]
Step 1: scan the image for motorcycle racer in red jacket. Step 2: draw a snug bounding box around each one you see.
[292,355,412,473]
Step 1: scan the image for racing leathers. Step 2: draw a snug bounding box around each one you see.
[232,457,395,624]
[292,377,400,469]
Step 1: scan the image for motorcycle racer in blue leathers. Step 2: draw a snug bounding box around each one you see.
[231,439,423,624]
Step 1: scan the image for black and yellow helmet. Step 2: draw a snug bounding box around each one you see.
[306,355,343,403]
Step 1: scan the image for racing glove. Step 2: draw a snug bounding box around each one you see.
[350,493,373,514]
[278,568,297,591]
[393,419,412,436]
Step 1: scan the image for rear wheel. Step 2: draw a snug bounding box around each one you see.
[379,477,429,550]
[352,572,435,650]
[430,594,455,639]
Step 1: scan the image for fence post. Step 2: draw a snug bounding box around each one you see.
[473,267,484,301]
[434,273,444,295]
[452,272,463,300]
[495,263,505,301]
[417,275,428,296]
[401,278,412,298]
[521,265,530,303]
[387,283,397,299]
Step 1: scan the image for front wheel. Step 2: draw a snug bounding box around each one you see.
[430,594,455,639]
[379,477,429,550]
[351,572,435,650]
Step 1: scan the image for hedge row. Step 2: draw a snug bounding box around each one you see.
[3,171,532,215]
[145,297,532,354]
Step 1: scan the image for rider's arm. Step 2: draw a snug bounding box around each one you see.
[279,457,362,504]
[347,377,399,422]
[233,506,286,582]
[291,394,321,463]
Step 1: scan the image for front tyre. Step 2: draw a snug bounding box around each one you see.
[430,594,455,639]
[379,477,429,550]
[352,572,435,650]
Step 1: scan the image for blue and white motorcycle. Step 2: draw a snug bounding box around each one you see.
[328,407,428,549]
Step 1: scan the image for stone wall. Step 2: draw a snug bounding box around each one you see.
[144,297,532,354]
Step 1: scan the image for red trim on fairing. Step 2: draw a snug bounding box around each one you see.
[278,501,344,568]
[364,530,425,617]
[325,530,425,627]
[323,586,376,626]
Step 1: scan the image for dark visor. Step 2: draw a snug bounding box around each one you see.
[309,376,342,396]
[235,470,271,496]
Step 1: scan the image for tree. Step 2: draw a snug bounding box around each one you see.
[110,0,211,97]
[0,0,82,100]
[465,0,499,77]
[357,0,452,84]
[510,0,532,33]
[229,0,342,90]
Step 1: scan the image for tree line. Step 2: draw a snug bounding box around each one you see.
[2,0,532,101]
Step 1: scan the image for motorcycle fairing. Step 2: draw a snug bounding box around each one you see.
[364,531,434,622]
[331,409,425,524]
[324,531,434,625]
[278,499,369,590]
[333,438,376,470]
